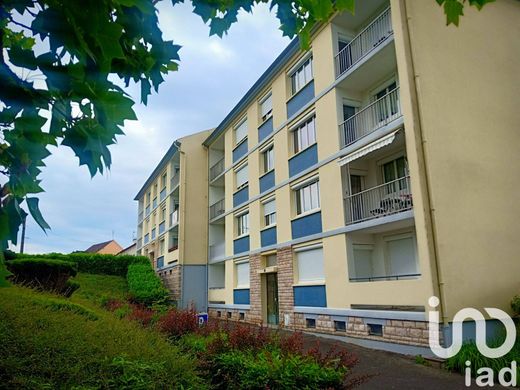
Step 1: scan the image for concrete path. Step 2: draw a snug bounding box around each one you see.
[300,332,477,389]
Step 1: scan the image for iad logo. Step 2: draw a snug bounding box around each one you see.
[428,296,517,387]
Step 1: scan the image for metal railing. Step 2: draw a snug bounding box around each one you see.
[170,209,179,226]
[335,7,392,78]
[171,174,180,190]
[210,157,225,181]
[209,242,225,260]
[340,87,401,148]
[345,176,412,224]
[350,273,420,282]
[209,199,225,220]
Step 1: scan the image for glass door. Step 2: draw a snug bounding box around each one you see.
[266,273,279,325]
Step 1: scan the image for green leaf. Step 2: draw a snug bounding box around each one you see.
[26,197,50,232]
[468,0,495,10]
[335,0,355,14]
[0,257,12,288]
[444,0,464,26]
[314,0,333,20]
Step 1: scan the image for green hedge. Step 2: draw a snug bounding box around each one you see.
[7,258,78,295]
[512,295,520,316]
[8,253,149,276]
[126,263,169,306]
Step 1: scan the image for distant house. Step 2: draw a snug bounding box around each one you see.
[84,240,123,255]
[117,242,137,256]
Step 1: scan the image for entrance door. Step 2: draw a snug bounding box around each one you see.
[266,273,279,325]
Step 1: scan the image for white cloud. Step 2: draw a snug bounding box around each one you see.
[20,1,290,254]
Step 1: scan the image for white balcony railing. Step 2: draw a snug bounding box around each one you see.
[170,209,179,227]
[340,87,401,148]
[345,176,412,225]
[209,199,225,220]
[210,157,225,181]
[335,7,393,78]
[209,242,225,260]
[171,174,180,190]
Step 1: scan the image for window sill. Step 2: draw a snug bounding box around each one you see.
[233,137,248,151]
[293,282,325,287]
[292,209,321,221]
[234,234,250,240]
[261,224,276,231]
[259,169,274,179]
[233,184,249,195]
[258,114,273,128]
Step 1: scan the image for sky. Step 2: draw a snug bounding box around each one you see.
[18,2,290,254]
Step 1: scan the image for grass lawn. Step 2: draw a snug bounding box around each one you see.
[0,274,202,389]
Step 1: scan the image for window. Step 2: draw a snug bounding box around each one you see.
[295,180,320,215]
[161,172,167,189]
[262,146,274,173]
[368,323,383,336]
[334,321,346,332]
[236,261,250,288]
[263,199,276,227]
[385,234,418,276]
[217,311,222,318]
[151,228,156,240]
[382,156,408,192]
[290,57,313,95]
[265,254,277,267]
[161,208,166,222]
[237,212,249,236]
[159,239,165,256]
[295,246,324,283]
[306,318,316,328]
[260,93,272,122]
[293,116,316,154]
[239,312,245,321]
[352,244,374,280]
[227,311,232,319]
[234,118,248,144]
[235,164,249,189]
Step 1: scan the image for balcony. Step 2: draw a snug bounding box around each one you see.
[209,241,225,261]
[210,157,225,181]
[171,174,180,190]
[170,209,179,227]
[344,176,412,225]
[210,199,225,220]
[335,7,392,79]
[340,87,401,148]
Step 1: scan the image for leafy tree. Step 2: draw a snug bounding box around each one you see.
[0,0,494,278]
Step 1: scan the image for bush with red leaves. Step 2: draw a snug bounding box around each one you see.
[127,304,154,327]
[279,331,305,356]
[227,323,272,351]
[104,299,125,312]
[156,307,198,338]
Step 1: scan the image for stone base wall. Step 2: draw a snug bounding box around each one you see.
[277,246,294,328]
[208,307,249,322]
[248,254,263,325]
[157,265,181,304]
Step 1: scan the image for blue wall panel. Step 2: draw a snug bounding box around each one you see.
[291,211,322,239]
[286,81,315,118]
[293,285,327,307]
[258,117,274,142]
[233,186,249,207]
[233,289,250,305]
[232,140,248,163]
[288,144,318,177]
[259,170,275,193]
[233,235,250,254]
[260,226,277,247]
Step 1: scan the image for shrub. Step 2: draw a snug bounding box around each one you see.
[227,323,272,351]
[211,349,346,389]
[157,307,198,338]
[7,258,77,295]
[126,263,169,306]
[35,297,98,321]
[511,295,520,316]
[62,279,80,298]
[127,305,155,327]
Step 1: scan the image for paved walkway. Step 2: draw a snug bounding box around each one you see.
[300,332,476,389]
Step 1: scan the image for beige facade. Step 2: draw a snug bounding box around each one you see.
[135,130,211,309]
[202,0,520,347]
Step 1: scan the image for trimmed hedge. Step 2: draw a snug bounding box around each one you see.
[7,258,78,295]
[127,263,169,306]
[8,253,149,276]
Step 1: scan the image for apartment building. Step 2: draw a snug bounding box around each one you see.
[203,0,520,348]
[135,130,211,310]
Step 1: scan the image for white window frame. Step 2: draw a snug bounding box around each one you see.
[262,145,274,173]
[259,92,272,122]
[263,198,276,227]
[295,179,320,216]
[294,244,325,284]
[289,55,313,95]
[234,117,248,145]
[235,163,249,189]
[236,211,249,237]
[292,115,316,154]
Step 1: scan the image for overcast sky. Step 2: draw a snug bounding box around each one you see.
[18,2,290,254]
